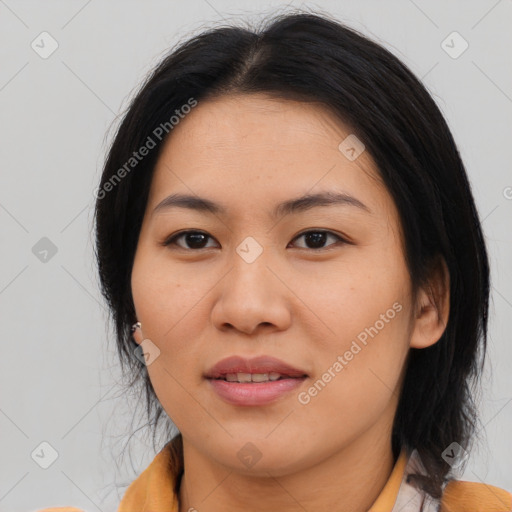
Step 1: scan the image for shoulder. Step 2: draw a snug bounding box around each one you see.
[440,479,512,512]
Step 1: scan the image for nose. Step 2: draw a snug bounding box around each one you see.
[210,251,292,336]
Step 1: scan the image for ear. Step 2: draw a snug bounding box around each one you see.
[409,255,450,349]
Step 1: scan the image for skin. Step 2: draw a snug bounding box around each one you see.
[131,93,450,512]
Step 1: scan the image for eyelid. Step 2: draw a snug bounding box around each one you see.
[161,229,351,251]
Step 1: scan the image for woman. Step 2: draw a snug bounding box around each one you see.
[41,10,511,512]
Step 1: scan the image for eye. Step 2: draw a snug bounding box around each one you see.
[161,229,348,251]
[162,230,218,250]
[289,230,348,250]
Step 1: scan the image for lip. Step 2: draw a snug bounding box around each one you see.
[204,355,308,379]
[204,355,308,407]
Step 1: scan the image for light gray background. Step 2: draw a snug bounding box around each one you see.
[1,1,511,511]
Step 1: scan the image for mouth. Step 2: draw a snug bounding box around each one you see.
[204,354,309,381]
[208,372,308,383]
[204,355,309,406]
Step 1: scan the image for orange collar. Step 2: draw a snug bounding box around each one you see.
[368,449,408,511]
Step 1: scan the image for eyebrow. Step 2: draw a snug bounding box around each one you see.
[151,190,372,219]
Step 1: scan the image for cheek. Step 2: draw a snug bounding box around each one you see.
[295,243,411,420]
[131,252,211,430]
[131,244,212,343]
[293,241,409,350]
[295,309,410,443]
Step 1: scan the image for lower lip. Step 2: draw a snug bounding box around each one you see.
[207,377,307,406]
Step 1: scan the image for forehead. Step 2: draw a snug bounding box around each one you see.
[158,93,372,161]
[147,93,390,220]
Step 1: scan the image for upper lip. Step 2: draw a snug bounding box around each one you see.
[204,355,308,379]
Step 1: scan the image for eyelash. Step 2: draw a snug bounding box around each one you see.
[161,229,350,252]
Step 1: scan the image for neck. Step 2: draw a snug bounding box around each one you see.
[177,426,397,512]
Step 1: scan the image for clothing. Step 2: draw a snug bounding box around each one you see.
[38,435,512,512]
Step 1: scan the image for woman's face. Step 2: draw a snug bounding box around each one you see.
[131,93,433,475]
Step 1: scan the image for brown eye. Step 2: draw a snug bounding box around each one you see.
[162,231,218,250]
[290,230,347,250]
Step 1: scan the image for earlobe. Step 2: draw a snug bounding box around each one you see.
[131,321,142,345]
[409,256,450,349]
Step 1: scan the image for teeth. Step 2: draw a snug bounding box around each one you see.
[237,372,252,383]
[251,373,271,383]
[223,372,284,383]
